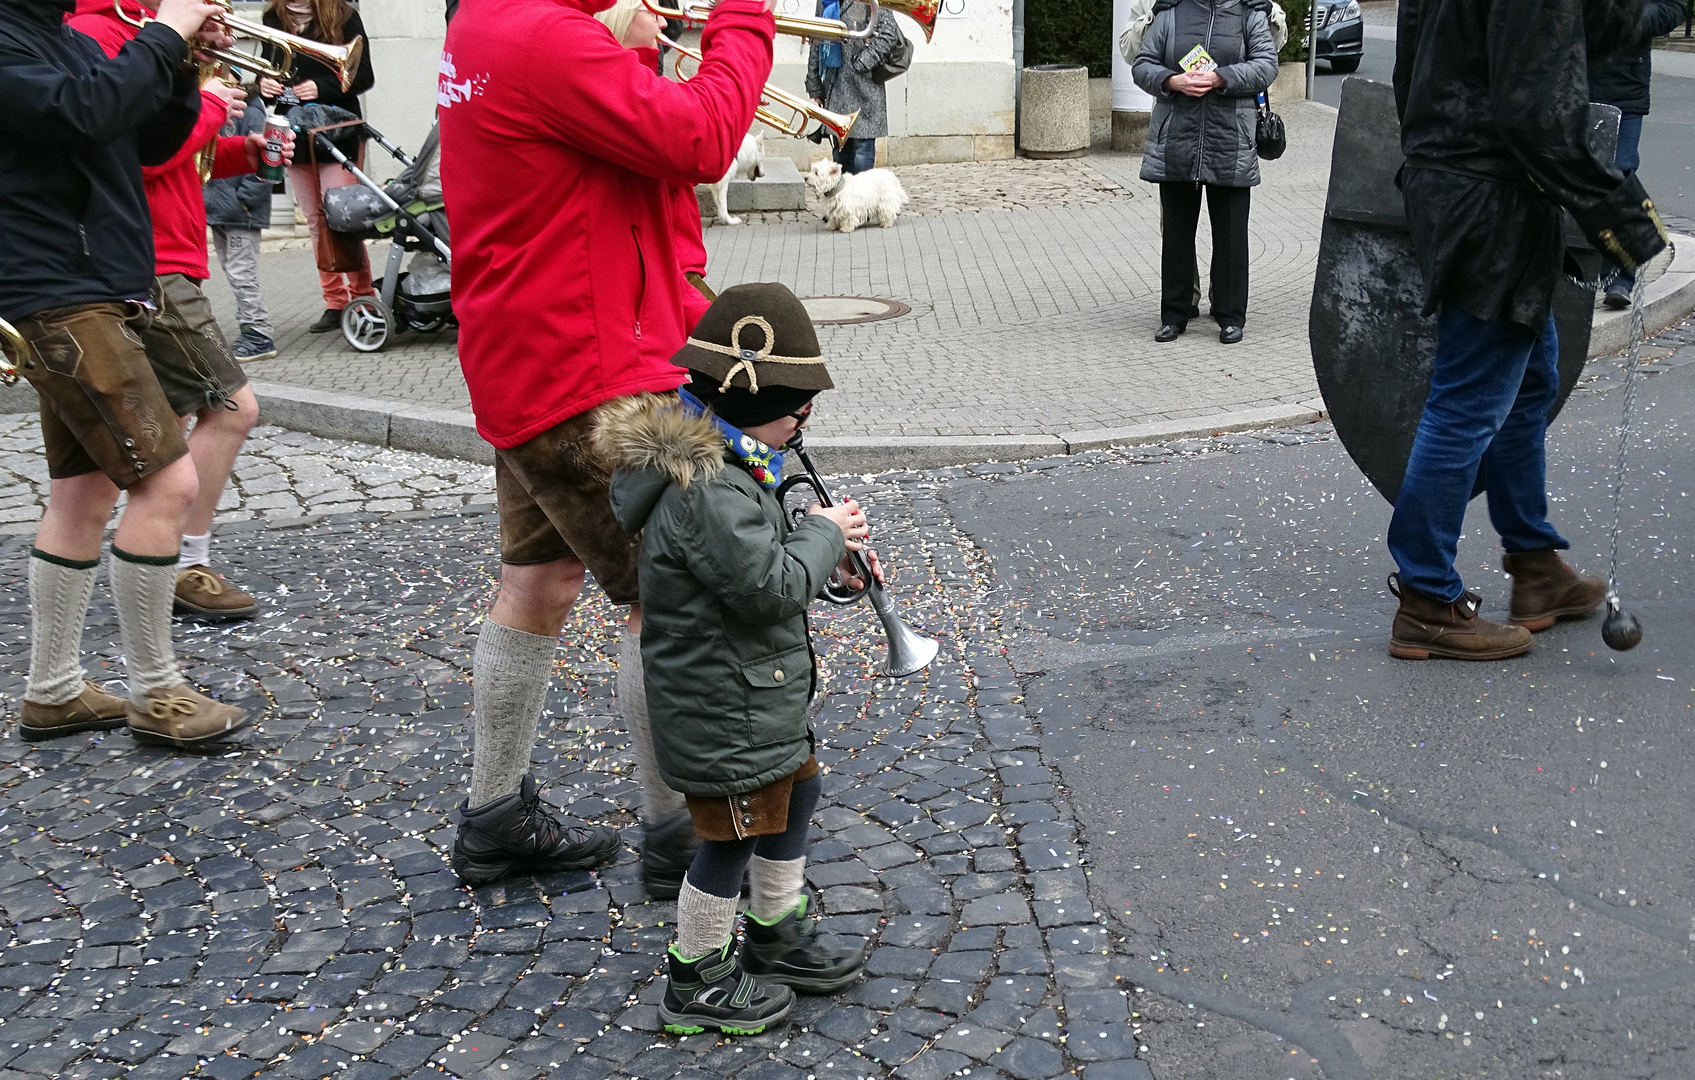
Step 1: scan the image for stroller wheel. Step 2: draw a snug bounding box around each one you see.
[410,314,451,334]
[343,296,395,353]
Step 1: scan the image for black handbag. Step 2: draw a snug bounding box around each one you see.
[1255,88,1286,160]
[870,20,913,83]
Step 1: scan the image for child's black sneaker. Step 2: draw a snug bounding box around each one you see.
[741,896,867,993]
[660,941,794,1035]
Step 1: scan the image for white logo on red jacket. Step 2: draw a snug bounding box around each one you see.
[438,52,487,109]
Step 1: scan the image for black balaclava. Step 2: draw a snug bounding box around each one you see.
[686,370,817,431]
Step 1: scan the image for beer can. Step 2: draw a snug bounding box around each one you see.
[259,115,291,183]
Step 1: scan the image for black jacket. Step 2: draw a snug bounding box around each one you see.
[205,99,273,229]
[1393,0,1668,329]
[1587,0,1687,114]
[0,0,200,323]
[261,7,375,120]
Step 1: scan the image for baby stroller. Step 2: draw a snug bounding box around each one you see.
[307,108,453,352]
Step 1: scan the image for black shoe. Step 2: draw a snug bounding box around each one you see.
[660,940,795,1035]
[642,808,699,900]
[742,895,867,993]
[1219,325,1243,344]
[1602,284,1631,310]
[450,775,621,885]
[308,308,345,333]
[1154,323,1184,343]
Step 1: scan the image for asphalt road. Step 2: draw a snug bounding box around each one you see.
[941,339,1695,1078]
[1311,33,1695,232]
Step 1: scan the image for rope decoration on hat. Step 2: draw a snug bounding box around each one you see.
[686,315,825,394]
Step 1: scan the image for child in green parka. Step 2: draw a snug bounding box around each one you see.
[601,283,878,1035]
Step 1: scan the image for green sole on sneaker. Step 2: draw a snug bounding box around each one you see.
[658,999,791,1036]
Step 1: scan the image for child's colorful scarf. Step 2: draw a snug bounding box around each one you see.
[678,388,785,489]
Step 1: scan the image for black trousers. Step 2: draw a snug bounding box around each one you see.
[1159,182,1251,328]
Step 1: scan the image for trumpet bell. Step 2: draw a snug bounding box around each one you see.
[0,317,28,387]
[870,585,939,678]
[878,0,939,42]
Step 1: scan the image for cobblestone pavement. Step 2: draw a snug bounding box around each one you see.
[204,103,1341,440]
[0,421,493,537]
[0,422,1360,1080]
[731,158,1137,226]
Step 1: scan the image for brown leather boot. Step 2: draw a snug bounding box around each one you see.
[18,681,129,741]
[126,685,251,749]
[1388,574,1532,661]
[174,566,259,620]
[1503,550,1607,631]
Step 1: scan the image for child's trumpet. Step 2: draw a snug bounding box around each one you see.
[777,431,939,678]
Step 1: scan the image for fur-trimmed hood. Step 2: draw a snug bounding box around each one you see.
[596,393,728,534]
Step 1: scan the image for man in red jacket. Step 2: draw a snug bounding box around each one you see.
[438,0,774,891]
[68,0,293,623]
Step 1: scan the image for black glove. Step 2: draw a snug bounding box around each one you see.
[1573,172,1670,272]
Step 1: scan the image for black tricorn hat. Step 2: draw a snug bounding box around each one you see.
[670,282,834,393]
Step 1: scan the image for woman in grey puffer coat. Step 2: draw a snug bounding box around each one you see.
[1133,0,1277,344]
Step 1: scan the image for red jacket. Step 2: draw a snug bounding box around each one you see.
[439,0,772,450]
[68,0,254,280]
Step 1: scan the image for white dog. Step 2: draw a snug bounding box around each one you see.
[805,159,908,233]
[709,131,764,226]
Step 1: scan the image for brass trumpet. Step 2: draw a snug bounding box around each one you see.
[0,318,29,388]
[645,0,938,43]
[114,0,365,92]
[669,40,858,140]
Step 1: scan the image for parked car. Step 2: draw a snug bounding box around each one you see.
[1309,0,1363,73]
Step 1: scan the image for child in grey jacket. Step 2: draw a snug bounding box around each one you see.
[205,96,276,361]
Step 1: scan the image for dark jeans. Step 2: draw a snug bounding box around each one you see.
[1159,182,1251,328]
[835,136,876,174]
[1602,112,1644,293]
[1386,305,1568,602]
[686,773,820,899]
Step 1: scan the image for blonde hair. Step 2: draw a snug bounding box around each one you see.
[594,0,648,46]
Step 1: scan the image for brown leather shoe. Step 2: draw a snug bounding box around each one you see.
[1388,573,1533,661]
[126,685,251,749]
[1503,549,1607,631]
[18,681,129,741]
[174,565,259,620]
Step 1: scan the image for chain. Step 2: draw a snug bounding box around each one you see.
[1605,276,1648,601]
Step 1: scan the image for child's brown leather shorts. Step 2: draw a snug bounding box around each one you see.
[687,756,820,841]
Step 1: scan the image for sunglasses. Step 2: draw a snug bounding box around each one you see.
[789,402,814,423]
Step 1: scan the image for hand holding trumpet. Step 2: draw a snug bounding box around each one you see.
[807,497,888,588]
[155,0,234,50]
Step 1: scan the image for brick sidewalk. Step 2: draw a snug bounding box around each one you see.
[207,105,1342,441]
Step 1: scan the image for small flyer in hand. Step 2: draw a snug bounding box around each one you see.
[1180,44,1218,73]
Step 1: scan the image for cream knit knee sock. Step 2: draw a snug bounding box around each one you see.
[25,549,99,706]
[619,631,686,820]
[676,878,741,961]
[109,545,183,706]
[747,855,808,923]
[468,620,557,808]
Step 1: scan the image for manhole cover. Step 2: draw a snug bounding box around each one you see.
[800,296,910,326]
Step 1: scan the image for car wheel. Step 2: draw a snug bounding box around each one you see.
[1327,56,1361,73]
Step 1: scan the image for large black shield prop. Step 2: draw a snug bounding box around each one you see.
[1309,79,1616,504]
